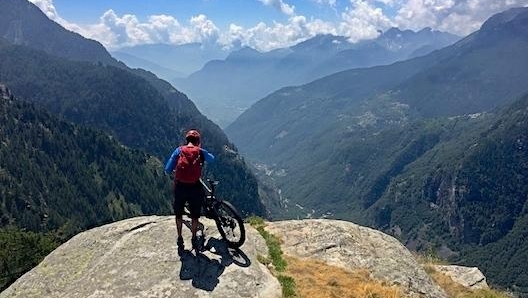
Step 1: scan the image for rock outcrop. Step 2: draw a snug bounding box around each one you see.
[433,265,489,290]
[0,216,281,298]
[0,84,12,100]
[265,219,449,298]
[2,216,489,298]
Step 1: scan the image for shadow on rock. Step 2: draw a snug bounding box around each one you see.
[179,249,224,291]
[178,237,251,291]
[182,219,205,232]
[205,237,251,268]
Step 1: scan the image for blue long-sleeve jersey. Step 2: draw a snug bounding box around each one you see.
[164,146,215,174]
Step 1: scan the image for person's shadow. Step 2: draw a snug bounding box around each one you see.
[178,222,251,291]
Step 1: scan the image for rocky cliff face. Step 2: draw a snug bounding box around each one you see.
[1,216,485,297]
[0,84,12,100]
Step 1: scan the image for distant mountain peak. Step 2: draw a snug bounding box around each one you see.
[225,46,262,60]
[380,26,450,39]
[291,34,350,52]
[419,27,433,31]
[383,27,404,35]
[375,26,460,53]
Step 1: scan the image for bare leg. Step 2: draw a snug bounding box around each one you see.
[176,215,183,237]
[191,217,199,237]
[190,217,203,251]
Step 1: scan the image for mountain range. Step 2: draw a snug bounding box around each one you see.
[111,42,232,81]
[0,0,115,65]
[0,0,265,289]
[0,0,265,215]
[226,6,528,292]
[2,0,528,294]
[172,28,459,127]
[111,50,187,81]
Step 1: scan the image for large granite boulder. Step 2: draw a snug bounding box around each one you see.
[0,215,281,298]
[265,219,449,298]
[433,265,489,290]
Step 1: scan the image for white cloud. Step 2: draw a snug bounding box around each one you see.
[219,16,342,51]
[84,13,215,49]
[310,0,338,7]
[64,9,219,50]
[29,0,59,20]
[189,14,220,44]
[375,0,397,6]
[394,0,528,36]
[28,0,220,49]
[29,0,528,52]
[339,0,395,42]
[258,0,296,16]
[220,18,304,51]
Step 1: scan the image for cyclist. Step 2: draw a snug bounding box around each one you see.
[164,129,215,251]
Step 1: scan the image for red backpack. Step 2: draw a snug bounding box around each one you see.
[175,145,203,183]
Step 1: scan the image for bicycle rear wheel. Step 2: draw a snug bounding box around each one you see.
[214,200,246,248]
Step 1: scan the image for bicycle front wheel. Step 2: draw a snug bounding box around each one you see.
[214,200,246,248]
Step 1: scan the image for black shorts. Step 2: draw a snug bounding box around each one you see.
[173,181,205,219]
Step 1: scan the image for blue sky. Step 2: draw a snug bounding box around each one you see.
[49,0,288,27]
[30,0,528,51]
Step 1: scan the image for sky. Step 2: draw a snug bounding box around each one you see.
[29,0,528,52]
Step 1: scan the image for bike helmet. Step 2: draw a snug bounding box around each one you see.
[185,129,201,144]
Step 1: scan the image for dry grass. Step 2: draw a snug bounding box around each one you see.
[249,218,509,298]
[412,250,449,266]
[284,255,403,298]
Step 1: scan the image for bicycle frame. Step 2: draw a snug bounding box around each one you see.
[196,178,246,248]
[200,178,223,206]
[199,178,215,196]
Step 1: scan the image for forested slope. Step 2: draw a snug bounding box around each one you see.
[0,85,172,290]
[369,93,528,290]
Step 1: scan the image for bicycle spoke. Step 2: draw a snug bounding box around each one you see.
[215,201,245,248]
[219,210,239,239]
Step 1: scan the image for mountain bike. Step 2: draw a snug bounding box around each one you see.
[184,178,246,248]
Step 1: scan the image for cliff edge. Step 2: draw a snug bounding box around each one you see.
[1,216,490,297]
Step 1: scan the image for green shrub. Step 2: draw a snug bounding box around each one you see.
[250,217,296,296]
[277,274,296,297]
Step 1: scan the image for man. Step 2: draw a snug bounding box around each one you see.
[164,129,214,251]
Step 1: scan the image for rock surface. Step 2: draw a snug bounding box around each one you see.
[265,219,449,298]
[0,215,281,298]
[2,216,489,298]
[434,265,489,290]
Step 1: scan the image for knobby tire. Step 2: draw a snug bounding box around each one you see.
[214,200,246,248]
